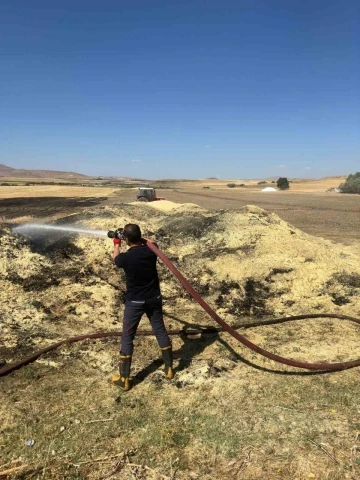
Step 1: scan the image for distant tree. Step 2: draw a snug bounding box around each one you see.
[271,180,276,183]
[277,177,290,190]
[238,183,246,187]
[258,181,267,185]
[227,183,236,188]
[339,172,360,194]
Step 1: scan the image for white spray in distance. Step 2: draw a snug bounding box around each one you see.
[13,223,108,238]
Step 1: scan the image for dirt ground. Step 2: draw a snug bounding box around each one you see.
[164,188,360,246]
[1,190,360,479]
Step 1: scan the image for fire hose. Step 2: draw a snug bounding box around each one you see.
[1,240,360,378]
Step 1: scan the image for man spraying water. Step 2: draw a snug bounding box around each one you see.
[111,224,174,391]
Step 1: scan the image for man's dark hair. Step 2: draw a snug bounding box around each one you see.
[124,224,142,243]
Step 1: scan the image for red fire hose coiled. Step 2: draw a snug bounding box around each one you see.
[147,242,360,371]
[1,240,360,378]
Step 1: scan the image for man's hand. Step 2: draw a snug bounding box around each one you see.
[113,238,121,261]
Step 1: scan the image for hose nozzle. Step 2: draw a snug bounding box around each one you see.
[107,228,125,240]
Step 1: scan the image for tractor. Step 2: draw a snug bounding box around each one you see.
[136,187,165,202]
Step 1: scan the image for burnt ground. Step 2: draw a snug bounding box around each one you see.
[0,196,108,220]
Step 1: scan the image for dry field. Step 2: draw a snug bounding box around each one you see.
[1,182,360,479]
[163,189,360,247]
[0,185,121,199]
[155,176,347,192]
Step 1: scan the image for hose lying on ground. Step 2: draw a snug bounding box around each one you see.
[1,240,360,378]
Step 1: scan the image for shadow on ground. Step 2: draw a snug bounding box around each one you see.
[133,312,345,386]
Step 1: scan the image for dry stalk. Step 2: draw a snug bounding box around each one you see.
[100,458,125,480]
[0,465,28,477]
[84,418,114,424]
[275,405,302,412]
[127,462,172,480]
[307,438,341,466]
[71,452,125,467]
[350,432,360,468]
[0,464,41,477]
[0,459,22,471]
[41,441,53,479]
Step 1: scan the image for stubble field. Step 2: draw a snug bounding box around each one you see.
[1,179,360,479]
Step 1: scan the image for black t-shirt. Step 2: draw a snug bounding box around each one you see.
[114,244,161,301]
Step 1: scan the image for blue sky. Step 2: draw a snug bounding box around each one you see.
[1,0,359,179]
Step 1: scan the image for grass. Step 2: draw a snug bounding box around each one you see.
[2,333,360,479]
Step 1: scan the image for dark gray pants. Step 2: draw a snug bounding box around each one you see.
[120,295,171,355]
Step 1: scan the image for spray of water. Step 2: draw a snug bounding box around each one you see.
[13,223,108,238]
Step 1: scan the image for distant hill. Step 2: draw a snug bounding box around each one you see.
[0,164,90,179]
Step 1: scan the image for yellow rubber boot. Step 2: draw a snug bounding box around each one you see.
[160,345,174,379]
[112,354,132,391]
